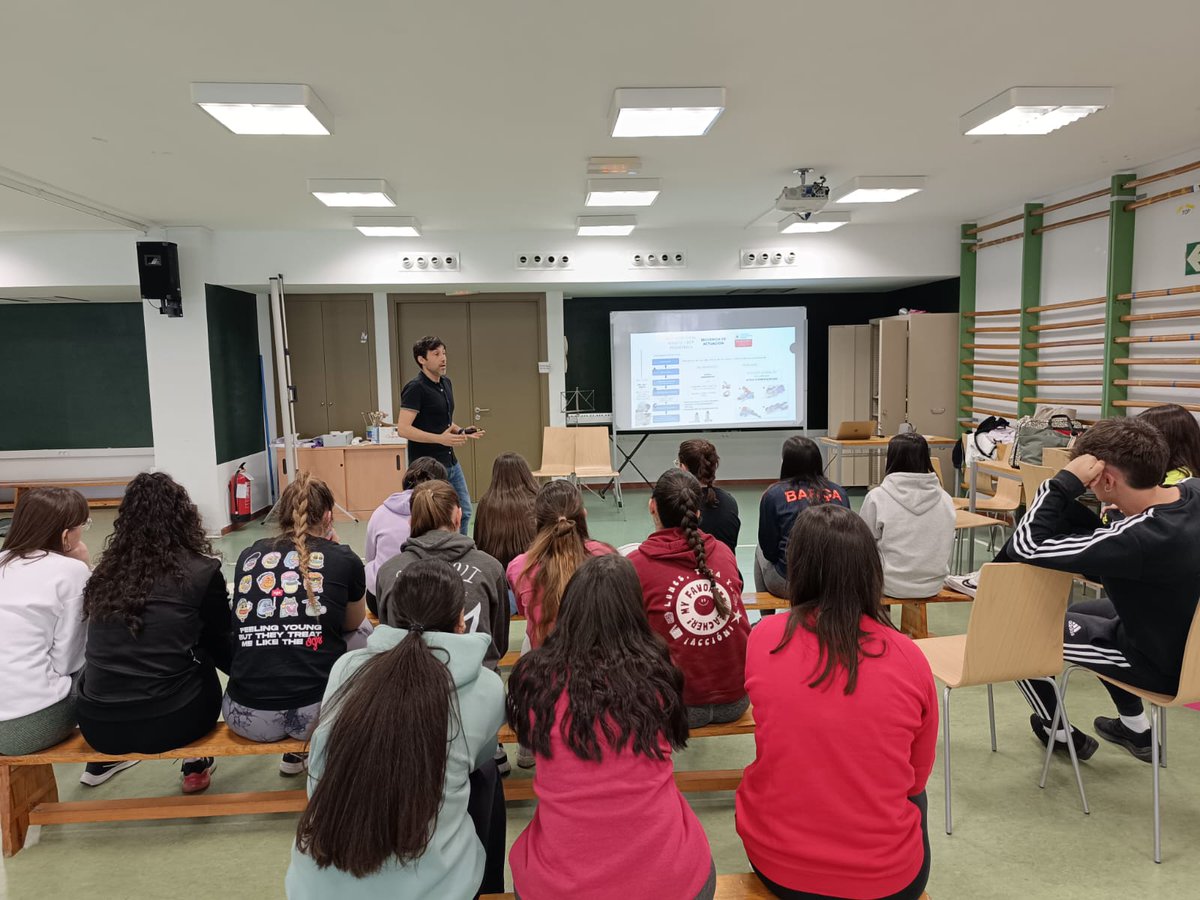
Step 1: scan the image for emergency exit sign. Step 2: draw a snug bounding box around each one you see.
[1187,242,1200,276]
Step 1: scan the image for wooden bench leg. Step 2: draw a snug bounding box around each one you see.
[1,764,58,857]
[899,602,930,640]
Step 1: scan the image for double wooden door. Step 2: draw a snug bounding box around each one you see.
[392,296,546,496]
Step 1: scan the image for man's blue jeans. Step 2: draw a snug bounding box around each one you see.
[446,461,473,535]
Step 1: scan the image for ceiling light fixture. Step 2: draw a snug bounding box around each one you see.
[308,179,395,207]
[960,86,1113,135]
[585,178,661,207]
[610,87,726,137]
[778,212,851,234]
[587,157,642,176]
[191,83,333,135]
[577,215,636,236]
[831,176,926,204]
[353,216,421,237]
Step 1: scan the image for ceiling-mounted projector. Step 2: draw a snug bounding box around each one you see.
[775,168,829,215]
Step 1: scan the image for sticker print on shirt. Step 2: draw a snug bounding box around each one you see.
[256,572,276,593]
[281,598,299,618]
[238,575,252,594]
[242,552,261,572]
[281,571,300,595]
[308,572,324,594]
[663,572,741,646]
[284,551,299,569]
[262,551,282,569]
[235,598,253,622]
[304,596,327,617]
[309,552,325,570]
[257,597,277,619]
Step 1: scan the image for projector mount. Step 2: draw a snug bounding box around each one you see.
[774,168,830,219]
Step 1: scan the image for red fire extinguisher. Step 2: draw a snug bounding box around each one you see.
[229,463,253,522]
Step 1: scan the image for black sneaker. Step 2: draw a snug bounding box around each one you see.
[1030,714,1098,761]
[1094,716,1154,763]
[495,744,511,778]
[79,760,140,786]
[279,752,308,777]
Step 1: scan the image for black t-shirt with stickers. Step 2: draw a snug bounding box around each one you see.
[225,536,365,711]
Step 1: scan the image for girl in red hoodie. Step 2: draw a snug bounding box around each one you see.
[629,469,750,728]
[736,504,936,900]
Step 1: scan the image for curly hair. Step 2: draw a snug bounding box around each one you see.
[506,553,688,762]
[84,472,212,635]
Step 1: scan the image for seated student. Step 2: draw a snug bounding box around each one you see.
[223,473,368,776]
[286,558,504,900]
[1008,417,1200,762]
[76,473,233,793]
[507,554,716,900]
[755,436,850,597]
[363,456,446,610]
[473,451,539,573]
[737,504,936,900]
[0,489,91,757]
[630,469,750,728]
[859,432,956,599]
[677,439,740,555]
[1138,403,1200,484]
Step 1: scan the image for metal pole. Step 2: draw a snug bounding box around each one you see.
[270,275,298,484]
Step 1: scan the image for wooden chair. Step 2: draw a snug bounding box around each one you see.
[916,564,1085,834]
[1044,606,1200,862]
[573,426,622,507]
[1041,446,1072,471]
[1017,462,1056,511]
[531,426,576,480]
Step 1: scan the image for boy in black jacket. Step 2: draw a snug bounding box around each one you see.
[1009,417,1200,762]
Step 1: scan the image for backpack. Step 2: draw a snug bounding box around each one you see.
[1012,409,1084,468]
[953,416,1009,470]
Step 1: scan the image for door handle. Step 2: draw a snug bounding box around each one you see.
[474,406,490,421]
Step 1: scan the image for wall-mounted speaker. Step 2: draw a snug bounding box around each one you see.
[136,241,183,317]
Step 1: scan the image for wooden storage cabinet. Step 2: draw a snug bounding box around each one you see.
[827,324,873,486]
[276,444,407,520]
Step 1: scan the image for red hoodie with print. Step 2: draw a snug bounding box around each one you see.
[629,529,749,706]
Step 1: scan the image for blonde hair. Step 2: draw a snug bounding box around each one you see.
[521,480,593,645]
[277,472,335,606]
[410,480,459,537]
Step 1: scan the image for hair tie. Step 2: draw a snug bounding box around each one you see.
[408,623,426,635]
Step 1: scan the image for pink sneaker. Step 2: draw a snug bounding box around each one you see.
[181,757,215,794]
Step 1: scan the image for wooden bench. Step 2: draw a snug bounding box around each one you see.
[1,724,309,857]
[744,590,971,641]
[484,876,928,899]
[0,477,131,512]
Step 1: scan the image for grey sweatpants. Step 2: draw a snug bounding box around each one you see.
[0,690,77,756]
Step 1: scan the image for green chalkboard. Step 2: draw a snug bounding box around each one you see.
[206,285,264,464]
[0,303,153,450]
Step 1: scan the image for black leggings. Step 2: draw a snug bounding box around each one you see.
[751,792,931,900]
[76,665,223,755]
[468,757,506,896]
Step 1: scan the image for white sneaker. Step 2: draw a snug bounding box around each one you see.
[279,752,308,776]
[945,572,980,597]
[79,760,140,786]
[516,746,536,769]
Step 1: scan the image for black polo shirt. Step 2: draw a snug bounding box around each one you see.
[400,371,456,466]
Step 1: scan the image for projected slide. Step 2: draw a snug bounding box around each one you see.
[611,307,807,433]
[630,328,796,428]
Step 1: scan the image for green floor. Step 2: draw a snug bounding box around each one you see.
[5,487,1200,899]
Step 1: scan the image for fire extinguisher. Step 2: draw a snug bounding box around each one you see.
[229,463,253,522]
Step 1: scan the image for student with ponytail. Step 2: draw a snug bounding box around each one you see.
[286,558,504,900]
[507,553,716,900]
[677,439,740,554]
[629,469,750,728]
[224,472,367,777]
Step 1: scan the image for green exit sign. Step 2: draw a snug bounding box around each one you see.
[1188,242,1200,276]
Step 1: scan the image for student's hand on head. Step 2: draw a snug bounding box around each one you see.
[1066,453,1105,489]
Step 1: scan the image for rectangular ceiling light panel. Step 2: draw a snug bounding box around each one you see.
[354,216,421,237]
[308,179,395,207]
[961,87,1113,135]
[585,177,661,207]
[778,212,851,233]
[191,83,333,135]
[610,87,726,137]
[577,215,637,236]
[831,176,926,203]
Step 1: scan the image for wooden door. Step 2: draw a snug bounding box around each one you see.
[468,300,544,494]
[321,296,376,434]
[284,298,328,437]
[876,317,910,435]
[906,313,959,436]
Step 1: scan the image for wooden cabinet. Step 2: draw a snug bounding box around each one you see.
[276,444,407,520]
[827,324,873,486]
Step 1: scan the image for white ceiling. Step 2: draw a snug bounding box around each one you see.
[1,0,1197,237]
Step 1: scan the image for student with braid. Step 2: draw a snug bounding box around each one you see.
[224,473,368,776]
[677,439,740,555]
[629,469,750,728]
[287,558,504,899]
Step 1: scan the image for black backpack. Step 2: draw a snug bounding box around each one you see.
[952,415,1009,469]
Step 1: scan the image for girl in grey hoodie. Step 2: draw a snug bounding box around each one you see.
[859,434,956,599]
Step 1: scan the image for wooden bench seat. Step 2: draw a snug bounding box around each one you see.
[744,590,971,640]
[0,477,131,512]
[484,875,928,899]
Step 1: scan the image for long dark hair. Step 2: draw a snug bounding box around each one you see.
[275,472,335,609]
[507,554,688,762]
[885,433,934,476]
[677,439,721,507]
[772,504,891,694]
[474,452,539,567]
[651,469,729,618]
[410,480,459,536]
[1139,404,1200,479]
[296,558,465,876]
[84,473,212,635]
[520,480,595,646]
[402,457,448,491]
[780,435,833,491]
[0,487,89,570]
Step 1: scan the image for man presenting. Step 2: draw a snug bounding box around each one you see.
[395,336,483,535]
